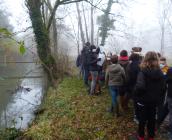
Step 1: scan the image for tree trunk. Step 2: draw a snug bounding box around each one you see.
[76,3,85,46]
[47,0,58,55]
[90,0,94,45]
[26,0,57,85]
[77,19,80,55]
[160,25,165,56]
[82,2,89,42]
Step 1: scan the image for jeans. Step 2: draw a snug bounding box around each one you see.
[109,86,119,108]
[90,71,98,94]
[83,67,89,86]
[136,102,156,138]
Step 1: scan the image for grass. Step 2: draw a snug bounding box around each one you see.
[23,77,168,140]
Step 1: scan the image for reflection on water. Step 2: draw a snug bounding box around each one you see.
[0,64,47,129]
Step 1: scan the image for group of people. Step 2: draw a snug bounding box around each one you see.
[76,42,172,140]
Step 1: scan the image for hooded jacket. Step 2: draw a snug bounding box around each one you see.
[126,60,140,91]
[88,51,99,71]
[105,64,126,86]
[134,68,166,104]
[81,46,91,68]
[167,68,172,98]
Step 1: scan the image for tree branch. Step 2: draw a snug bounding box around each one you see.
[59,0,86,5]
[12,26,32,35]
[85,0,122,17]
[47,0,85,31]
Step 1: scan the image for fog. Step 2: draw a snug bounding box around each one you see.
[2,0,172,58]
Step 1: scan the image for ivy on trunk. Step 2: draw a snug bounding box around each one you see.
[26,0,57,85]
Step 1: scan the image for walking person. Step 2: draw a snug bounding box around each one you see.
[166,67,172,140]
[105,55,126,117]
[88,45,100,95]
[76,53,83,77]
[81,42,91,87]
[134,51,166,140]
[118,50,130,110]
[156,56,169,128]
[126,53,141,123]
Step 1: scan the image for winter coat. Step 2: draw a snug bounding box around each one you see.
[81,47,90,69]
[76,54,82,67]
[105,64,126,86]
[88,52,99,71]
[167,68,172,98]
[126,60,140,91]
[119,59,130,72]
[134,68,166,104]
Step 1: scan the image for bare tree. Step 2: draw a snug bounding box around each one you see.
[45,0,58,54]
[158,0,170,56]
[82,2,89,42]
[25,0,84,85]
[90,0,94,45]
[76,2,85,46]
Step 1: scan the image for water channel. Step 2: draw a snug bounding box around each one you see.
[0,55,47,129]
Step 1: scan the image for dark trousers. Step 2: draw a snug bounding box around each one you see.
[156,102,169,127]
[83,67,89,86]
[157,96,166,123]
[136,102,156,138]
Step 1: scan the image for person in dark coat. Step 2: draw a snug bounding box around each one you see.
[134,51,166,140]
[156,57,169,128]
[126,53,141,99]
[118,50,129,110]
[88,45,100,95]
[166,67,172,140]
[76,53,83,77]
[81,42,91,86]
[125,53,141,123]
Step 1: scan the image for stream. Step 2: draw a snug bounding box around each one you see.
[0,62,47,129]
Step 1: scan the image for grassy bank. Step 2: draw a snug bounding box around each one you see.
[23,77,135,139]
[23,77,167,140]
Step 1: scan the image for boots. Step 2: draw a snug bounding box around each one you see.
[115,103,120,117]
[120,96,126,110]
[108,103,120,117]
[107,105,114,113]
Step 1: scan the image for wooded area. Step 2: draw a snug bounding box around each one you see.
[1,0,172,139]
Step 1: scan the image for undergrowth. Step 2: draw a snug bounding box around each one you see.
[23,77,167,140]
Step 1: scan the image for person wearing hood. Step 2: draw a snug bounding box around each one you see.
[134,51,166,140]
[125,53,141,124]
[156,57,169,130]
[118,50,130,110]
[166,67,172,140]
[81,42,91,86]
[159,57,169,77]
[105,55,126,117]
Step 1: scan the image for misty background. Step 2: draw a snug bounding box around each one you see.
[2,0,172,59]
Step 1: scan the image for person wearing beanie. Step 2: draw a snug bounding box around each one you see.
[118,50,130,110]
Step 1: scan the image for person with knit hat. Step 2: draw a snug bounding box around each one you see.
[118,50,130,110]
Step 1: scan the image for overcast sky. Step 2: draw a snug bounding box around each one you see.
[5,0,160,30]
[3,0,172,57]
